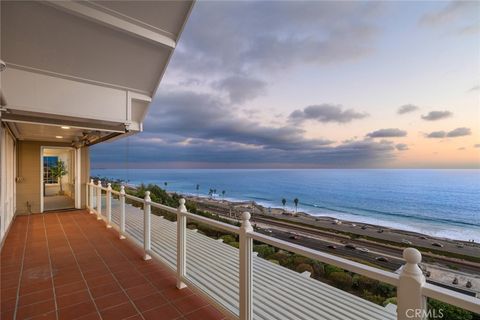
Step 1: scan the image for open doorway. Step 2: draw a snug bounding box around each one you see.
[41,147,76,211]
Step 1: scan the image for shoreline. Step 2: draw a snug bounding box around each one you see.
[179,193,480,256]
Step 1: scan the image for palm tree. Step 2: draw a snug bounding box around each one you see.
[208,188,213,199]
[221,190,226,201]
[213,189,217,199]
[281,198,287,212]
[293,198,299,213]
[196,184,200,197]
[164,182,168,190]
[50,160,68,195]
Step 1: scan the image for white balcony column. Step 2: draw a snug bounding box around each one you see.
[143,191,152,260]
[119,185,126,240]
[239,212,253,320]
[96,180,102,220]
[397,248,427,320]
[89,179,94,214]
[176,198,187,289]
[106,183,112,228]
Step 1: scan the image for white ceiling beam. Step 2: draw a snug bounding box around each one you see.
[44,1,176,49]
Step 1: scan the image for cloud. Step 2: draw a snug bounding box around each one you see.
[169,1,384,75]
[426,127,471,138]
[420,2,478,27]
[91,89,398,168]
[212,75,267,104]
[395,143,409,151]
[421,110,452,121]
[289,104,368,124]
[468,85,480,92]
[367,128,407,138]
[426,131,447,138]
[397,104,419,114]
[446,127,471,137]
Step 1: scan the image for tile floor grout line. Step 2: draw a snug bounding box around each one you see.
[12,214,30,320]
[70,213,146,320]
[54,213,104,320]
[42,214,60,320]
[93,213,211,319]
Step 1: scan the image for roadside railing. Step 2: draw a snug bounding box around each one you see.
[86,180,480,320]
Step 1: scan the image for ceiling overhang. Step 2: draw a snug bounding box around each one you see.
[0,0,194,144]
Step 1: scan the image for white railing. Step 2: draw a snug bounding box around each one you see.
[86,181,480,320]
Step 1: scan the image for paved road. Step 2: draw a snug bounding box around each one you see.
[252,216,480,275]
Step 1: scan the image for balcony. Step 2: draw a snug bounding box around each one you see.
[2,180,479,320]
[0,211,224,320]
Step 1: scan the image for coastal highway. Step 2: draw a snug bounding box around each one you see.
[251,216,480,275]
[259,227,404,271]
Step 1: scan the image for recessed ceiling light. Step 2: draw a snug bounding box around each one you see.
[55,136,63,139]
[61,126,71,129]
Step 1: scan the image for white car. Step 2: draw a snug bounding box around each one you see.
[402,239,412,245]
[357,247,370,253]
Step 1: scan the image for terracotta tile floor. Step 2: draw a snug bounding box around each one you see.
[1,211,226,320]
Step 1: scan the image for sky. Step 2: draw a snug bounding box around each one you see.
[91,0,480,169]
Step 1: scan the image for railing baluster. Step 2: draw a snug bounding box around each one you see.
[397,248,427,320]
[143,191,152,260]
[176,198,187,289]
[89,179,94,214]
[119,185,126,240]
[239,212,253,320]
[106,183,112,228]
[96,180,102,220]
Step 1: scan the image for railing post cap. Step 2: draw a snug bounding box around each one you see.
[242,211,251,221]
[144,191,151,201]
[120,185,125,193]
[403,247,421,264]
[107,183,112,190]
[97,180,102,186]
[90,178,94,184]
[179,198,186,205]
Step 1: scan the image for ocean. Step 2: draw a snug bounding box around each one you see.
[91,169,480,242]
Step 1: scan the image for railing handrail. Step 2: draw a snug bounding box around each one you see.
[88,181,480,317]
[422,283,480,314]
[250,231,400,286]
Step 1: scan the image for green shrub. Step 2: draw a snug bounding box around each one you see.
[383,297,397,307]
[329,271,353,290]
[253,244,276,259]
[324,264,343,277]
[220,235,237,244]
[296,263,314,275]
[428,299,473,320]
[228,241,239,249]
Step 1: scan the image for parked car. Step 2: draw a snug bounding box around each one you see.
[402,239,412,245]
[375,256,389,262]
[263,229,272,234]
[327,245,337,250]
[357,247,369,253]
[361,225,367,230]
[419,236,427,240]
[432,242,444,248]
[345,244,356,250]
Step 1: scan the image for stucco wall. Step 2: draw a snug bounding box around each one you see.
[15,141,90,214]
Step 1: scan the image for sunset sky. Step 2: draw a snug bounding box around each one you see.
[92,0,480,169]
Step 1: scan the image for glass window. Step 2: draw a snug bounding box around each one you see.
[44,156,58,184]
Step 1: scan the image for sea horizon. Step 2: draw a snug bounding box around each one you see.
[91,168,480,242]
